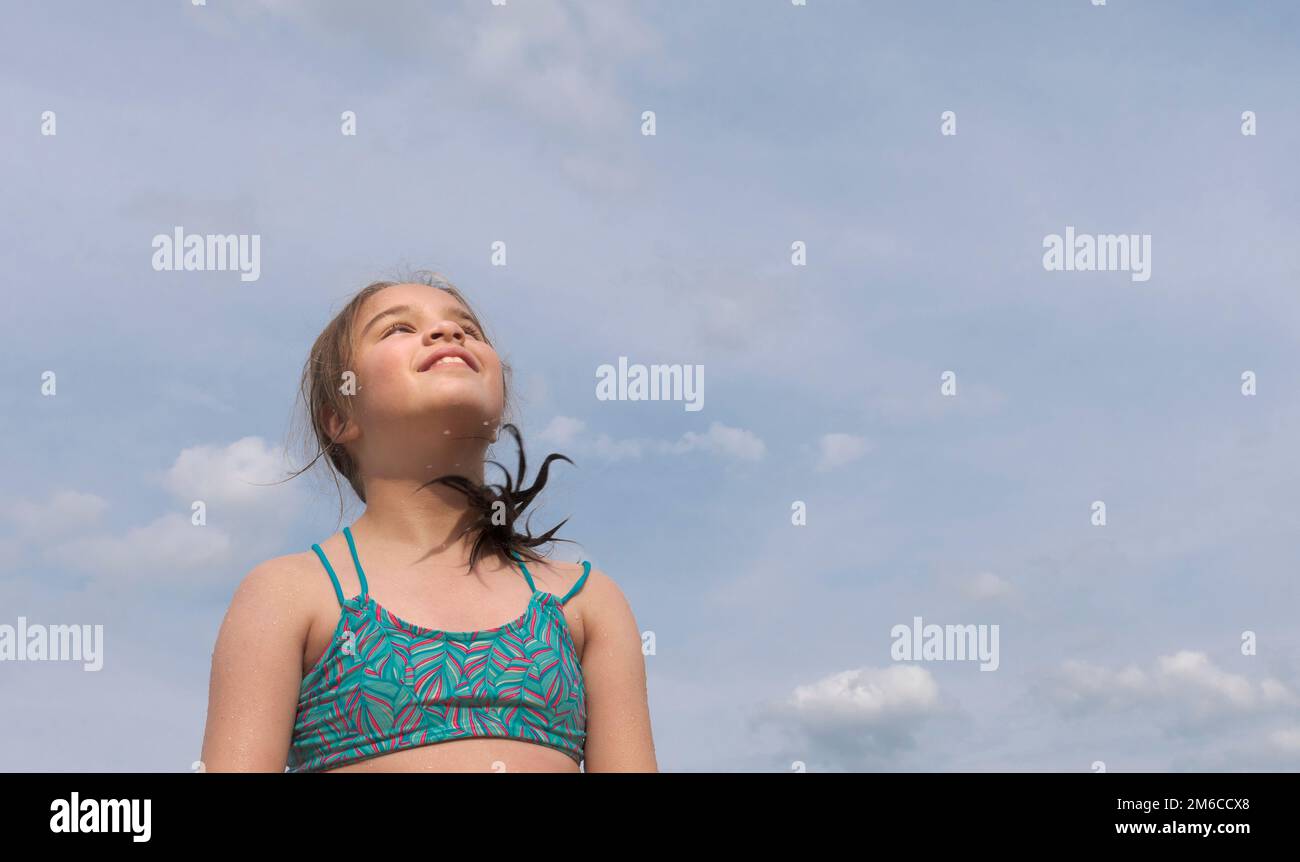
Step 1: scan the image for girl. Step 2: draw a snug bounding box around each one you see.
[200,271,657,772]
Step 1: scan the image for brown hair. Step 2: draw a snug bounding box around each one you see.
[282,269,576,572]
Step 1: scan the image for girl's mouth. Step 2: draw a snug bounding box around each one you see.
[426,356,472,370]
[417,347,479,372]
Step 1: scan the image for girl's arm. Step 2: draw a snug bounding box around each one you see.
[199,559,307,772]
[577,569,659,772]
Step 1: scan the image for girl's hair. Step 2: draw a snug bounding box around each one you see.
[282,269,576,572]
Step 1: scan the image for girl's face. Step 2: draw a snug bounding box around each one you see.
[345,283,505,443]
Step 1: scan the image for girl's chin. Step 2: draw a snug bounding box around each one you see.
[405,400,502,425]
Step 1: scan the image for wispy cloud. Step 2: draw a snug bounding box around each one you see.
[545,417,765,463]
[1043,650,1295,721]
[815,432,870,471]
[4,438,303,593]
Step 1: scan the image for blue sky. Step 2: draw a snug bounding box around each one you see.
[2,0,1299,771]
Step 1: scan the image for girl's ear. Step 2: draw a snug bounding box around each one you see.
[321,404,359,447]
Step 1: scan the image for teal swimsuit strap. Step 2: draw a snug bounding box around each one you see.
[310,543,346,606]
[562,561,592,605]
[342,525,371,599]
[509,550,539,592]
[509,552,592,606]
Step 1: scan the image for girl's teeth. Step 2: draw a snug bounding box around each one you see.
[435,356,466,366]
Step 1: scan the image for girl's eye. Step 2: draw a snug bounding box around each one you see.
[381,322,415,338]
[380,321,481,339]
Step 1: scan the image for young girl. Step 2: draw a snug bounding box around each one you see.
[200,271,657,772]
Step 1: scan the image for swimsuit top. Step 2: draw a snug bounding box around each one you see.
[286,525,590,772]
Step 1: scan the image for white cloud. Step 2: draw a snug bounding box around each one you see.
[1050,659,1151,711]
[558,421,765,463]
[962,571,1014,601]
[456,0,662,136]
[1269,726,1300,754]
[591,433,645,461]
[815,433,870,471]
[1046,650,1295,718]
[666,422,765,461]
[538,415,586,446]
[220,0,665,141]
[3,438,303,592]
[161,436,297,511]
[44,513,233,590]
[757,665,944,764]
[2,490,108,541]
[784,666,941,727]
[1155,650,1292,710]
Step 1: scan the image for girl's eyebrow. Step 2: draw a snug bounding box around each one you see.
[360,304,478,337]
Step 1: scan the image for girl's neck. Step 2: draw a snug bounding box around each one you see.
[350,480,491,569]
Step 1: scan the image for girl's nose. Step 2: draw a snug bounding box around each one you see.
[426,320,465,342]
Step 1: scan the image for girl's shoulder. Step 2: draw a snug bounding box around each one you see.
[218,551,329,653]
[234,549,325,596]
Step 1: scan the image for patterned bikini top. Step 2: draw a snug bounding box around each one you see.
[286,525,590,772]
